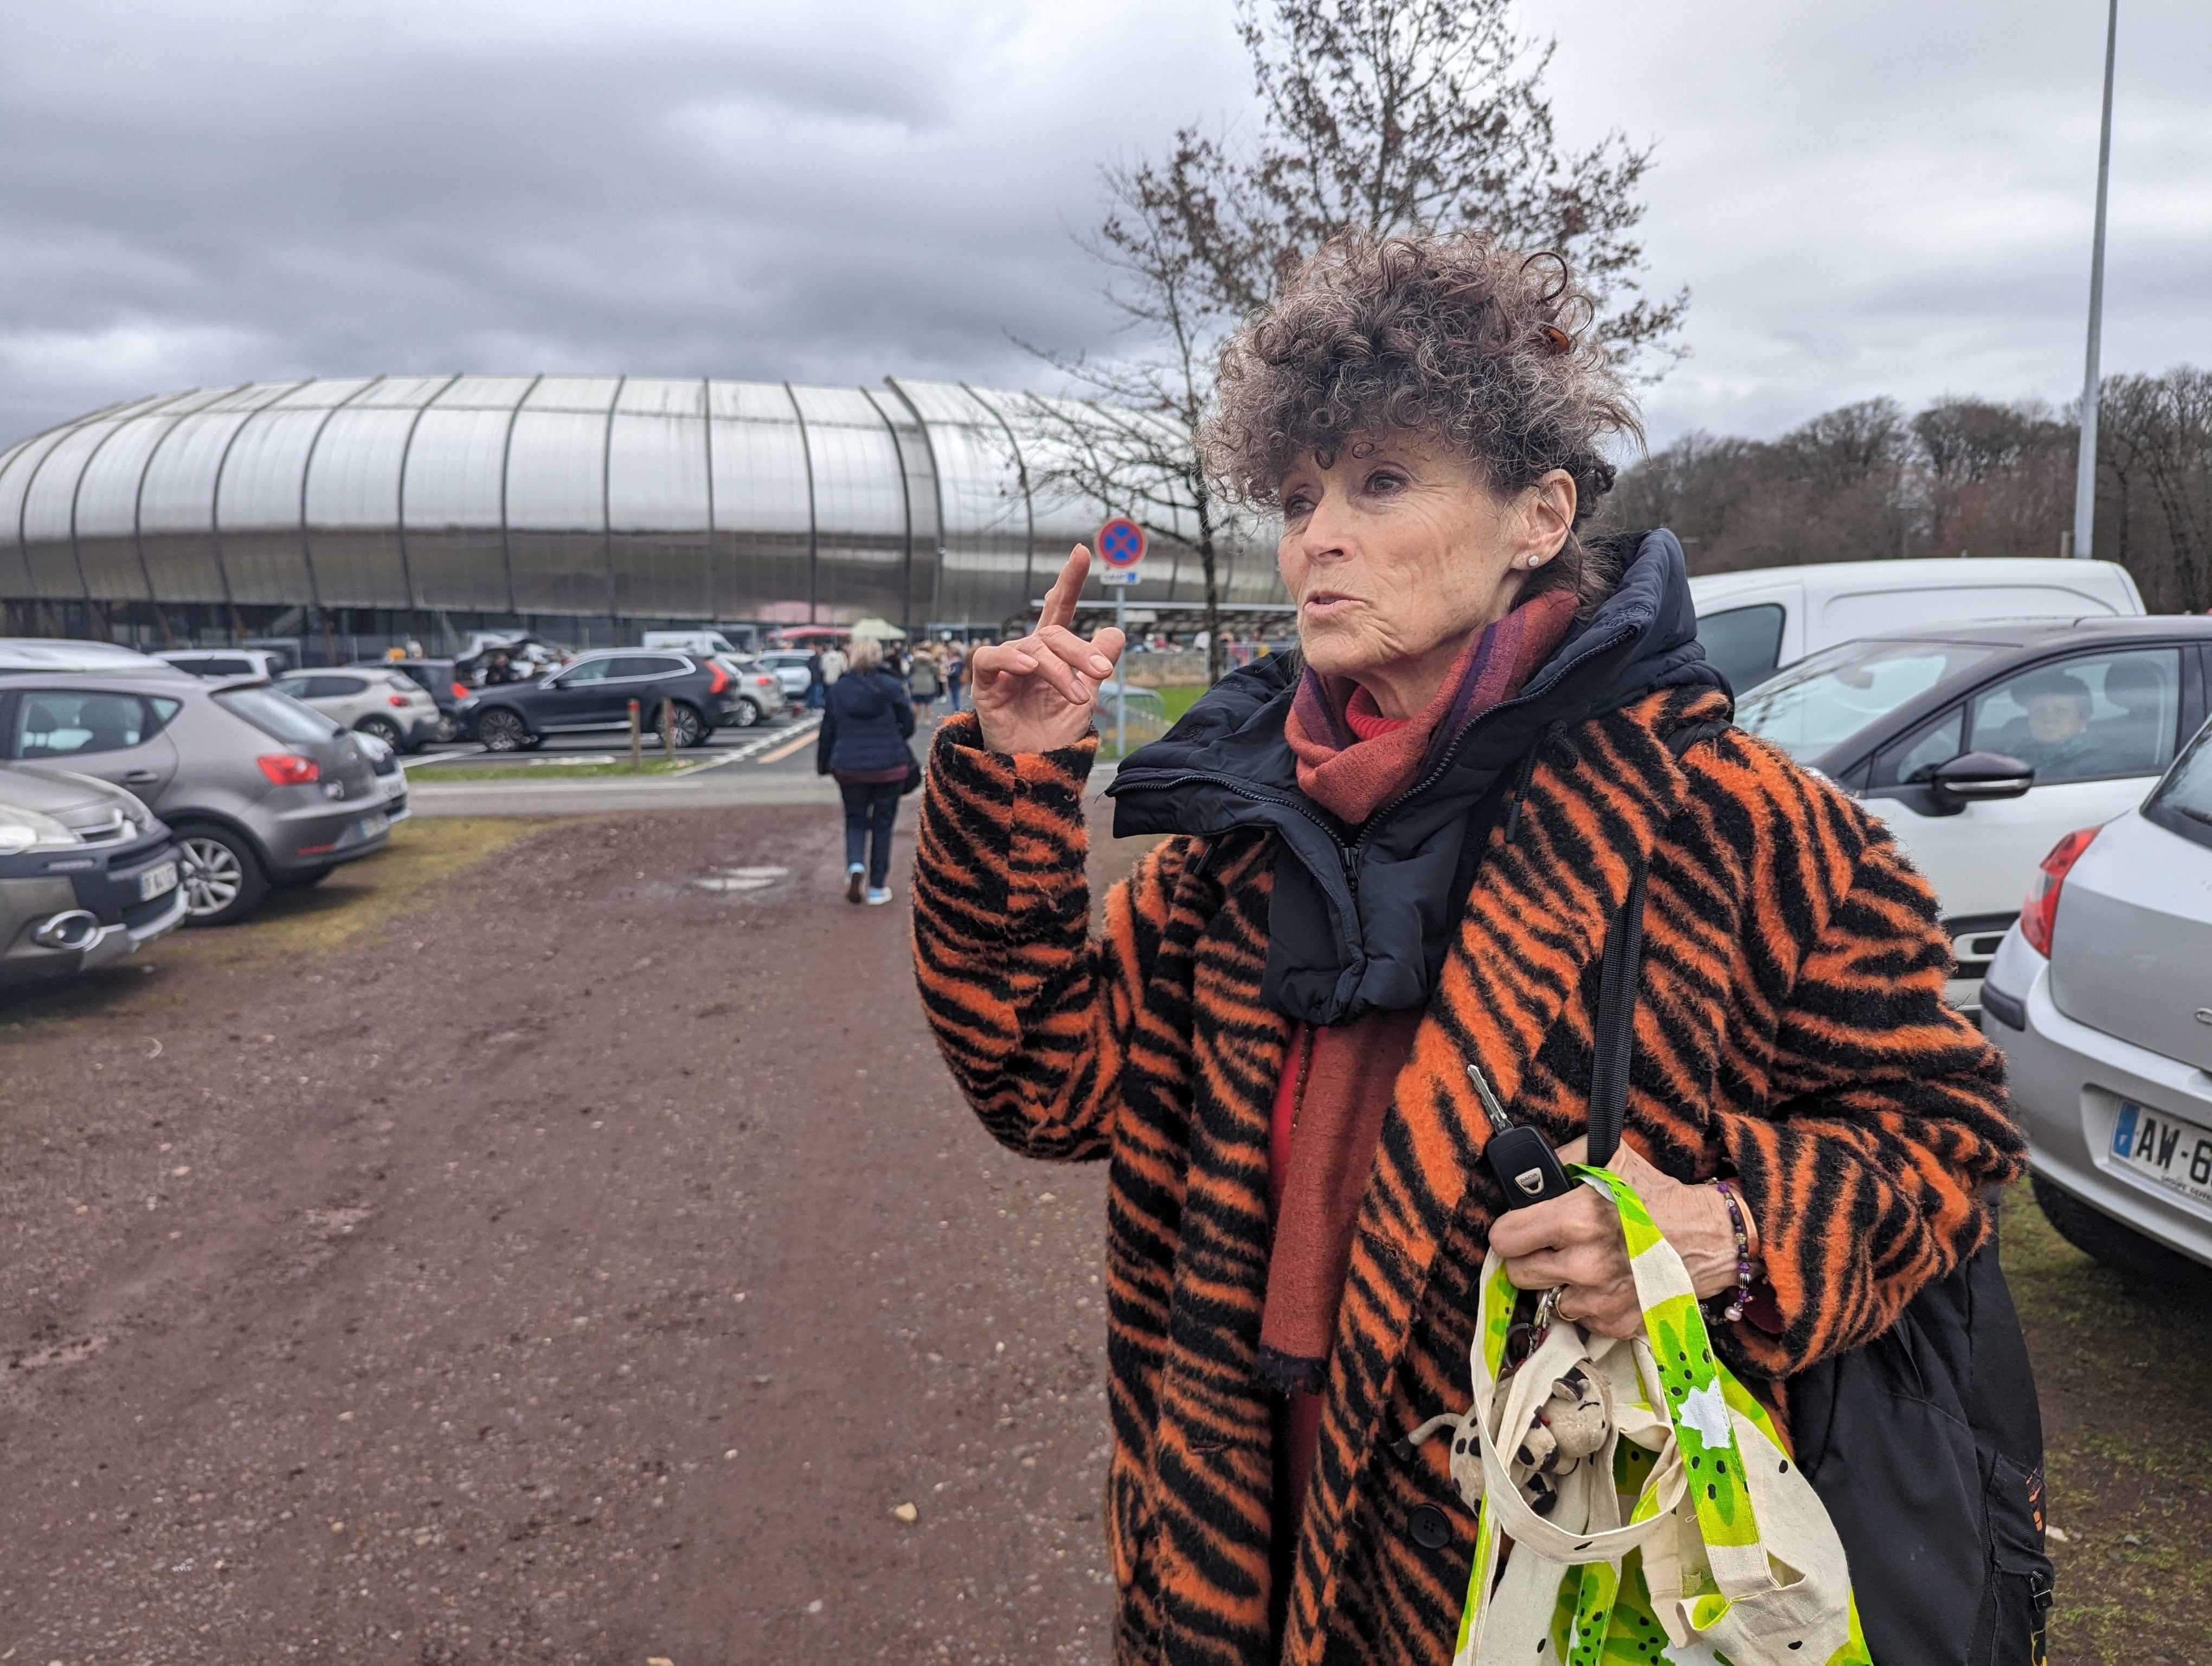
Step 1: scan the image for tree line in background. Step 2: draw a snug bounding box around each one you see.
[1605,367,2212,614]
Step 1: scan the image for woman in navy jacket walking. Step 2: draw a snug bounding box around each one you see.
[816,635,916,905]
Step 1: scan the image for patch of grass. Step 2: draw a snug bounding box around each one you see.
[407,757,702,781]
[0,819,538,1033]
[239,817,538,953]
[1159,685,1207,722]
[2001,1183,2212,1660]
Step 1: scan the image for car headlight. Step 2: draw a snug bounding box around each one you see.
[0,807,82,855]
[353,731,394,763]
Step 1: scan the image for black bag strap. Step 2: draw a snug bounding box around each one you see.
[1583,716,1731,1168]
[1584,860,1646,1169]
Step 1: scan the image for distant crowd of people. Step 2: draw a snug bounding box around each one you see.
[802,636,977,725]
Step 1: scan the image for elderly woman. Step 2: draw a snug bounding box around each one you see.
[910,236,2043,1665]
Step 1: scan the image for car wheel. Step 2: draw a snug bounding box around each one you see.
[663,702,707,748]
[730,697,762,729]
[2029,1172,2212,1290]
[434,715,460,744]
[356,715,403,748]
[477,708,530,752]
[175,823,271,927]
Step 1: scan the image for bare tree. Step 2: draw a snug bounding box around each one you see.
[1606,369,2212,605]
[1024,0,1685,684]
[1232,0,1686,365]
[2100,369,2212,611]
[1016,137,1249,684]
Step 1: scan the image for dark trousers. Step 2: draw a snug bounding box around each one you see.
[839,780,901,887]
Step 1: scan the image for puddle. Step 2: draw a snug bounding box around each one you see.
[691,865,789,893]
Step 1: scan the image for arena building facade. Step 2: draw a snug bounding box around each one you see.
[0,374,1279,658]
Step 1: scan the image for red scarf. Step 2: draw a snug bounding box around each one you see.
[1284,589,1577,824]
[1260,592,1577,1510]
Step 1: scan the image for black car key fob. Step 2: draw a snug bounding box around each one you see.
[1481,1124,1577,1207]
[1467,1061,1578,1208]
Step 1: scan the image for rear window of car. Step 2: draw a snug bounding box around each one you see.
[215,685,342,744]
[2146,721,2212,850]
[607,655,687,677]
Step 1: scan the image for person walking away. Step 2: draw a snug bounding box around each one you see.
[907,645,942,725]
[817,635,915,906]
[943,641,965,710]
[908,232,2044,1665]
[805,649,825,710]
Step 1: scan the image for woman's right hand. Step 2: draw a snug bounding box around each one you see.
[971,546,1126,755]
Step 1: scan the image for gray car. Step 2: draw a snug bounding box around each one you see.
[1981,714,2212,1280]
[0,762,187,986]
[0,668,389,926]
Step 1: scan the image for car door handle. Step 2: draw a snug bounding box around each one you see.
[123,770,160,784]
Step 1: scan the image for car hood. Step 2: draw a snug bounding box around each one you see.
[0,762,137,818]
[0,762,159,840]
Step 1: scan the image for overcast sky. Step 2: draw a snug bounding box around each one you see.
[2,0,2205,455]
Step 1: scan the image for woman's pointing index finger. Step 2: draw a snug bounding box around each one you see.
[1039,546,1090,633]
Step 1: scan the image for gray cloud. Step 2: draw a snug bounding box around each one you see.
[2,0,2206,455]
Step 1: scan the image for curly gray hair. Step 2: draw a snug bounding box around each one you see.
[1203,232,1642,613]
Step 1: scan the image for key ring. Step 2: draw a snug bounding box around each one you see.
[1532,1286,1562,1341]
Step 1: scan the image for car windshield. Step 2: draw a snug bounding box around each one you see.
[2149,721,2212,828]
[1735,637,2003,761]
[215,685,342,744]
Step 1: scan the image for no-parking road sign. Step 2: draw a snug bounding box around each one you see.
[1097,517,1147,569]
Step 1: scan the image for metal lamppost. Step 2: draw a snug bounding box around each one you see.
[2071,0,2120,559]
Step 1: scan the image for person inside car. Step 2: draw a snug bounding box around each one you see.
[1999,668,2097,777]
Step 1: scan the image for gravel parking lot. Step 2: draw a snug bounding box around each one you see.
[0,805,2205,1663]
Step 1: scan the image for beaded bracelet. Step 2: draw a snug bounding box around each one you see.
[1712,1179,1755,1322]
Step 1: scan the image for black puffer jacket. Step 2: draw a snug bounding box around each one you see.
[816,666,916,776]
[1107,529,1724,1025]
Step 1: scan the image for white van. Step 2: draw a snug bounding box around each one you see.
[641,630,742,658]
[1689,558,2144,691]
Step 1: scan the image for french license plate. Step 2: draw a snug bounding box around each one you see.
[138,860,178,901]
[2111,1101,2212,1205]
[357,811,389,838]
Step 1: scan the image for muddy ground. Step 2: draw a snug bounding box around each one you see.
[1,806,2206,1664]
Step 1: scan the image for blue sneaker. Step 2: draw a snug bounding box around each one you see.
[845,863,865,905]
[864,886,894,906]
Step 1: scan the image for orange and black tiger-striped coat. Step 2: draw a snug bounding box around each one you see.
[910,685,2020,1666]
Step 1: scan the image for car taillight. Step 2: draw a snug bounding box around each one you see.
[258,753,320,786]
[2020,826,2101,957]
[388,693,409,707]
[706,662,730,695]
[452,681,471,701]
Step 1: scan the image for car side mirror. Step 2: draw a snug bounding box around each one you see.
[1932,751,2034,803]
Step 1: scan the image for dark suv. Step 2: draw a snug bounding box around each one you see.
[456,651,744,751]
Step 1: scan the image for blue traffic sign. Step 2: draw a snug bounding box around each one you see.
[1097,517,1146,568]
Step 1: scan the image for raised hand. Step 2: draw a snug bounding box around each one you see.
[970,546,1127,755]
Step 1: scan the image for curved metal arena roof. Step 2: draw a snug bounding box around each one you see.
[0,375,1279,630]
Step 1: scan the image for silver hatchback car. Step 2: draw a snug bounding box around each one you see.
[272,666,443,751]
[0,762,187,986]
[1981,715,2212,1280]
[0,668,389,926]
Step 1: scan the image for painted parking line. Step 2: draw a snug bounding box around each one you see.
[749,724,824,766]
[733,715,820,760]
